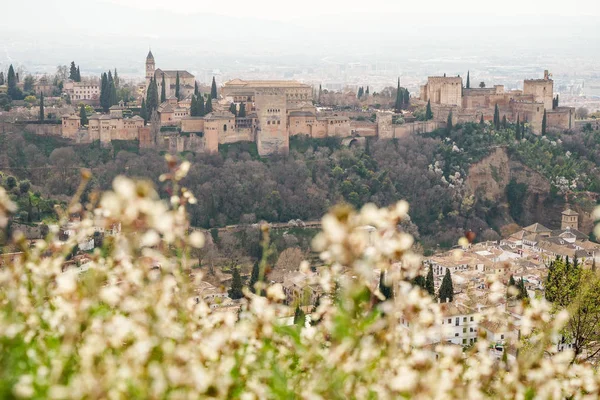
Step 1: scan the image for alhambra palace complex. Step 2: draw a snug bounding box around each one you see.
[59,52,575,156]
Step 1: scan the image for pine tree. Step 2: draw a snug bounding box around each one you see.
[76,66,81,82]
[39,93,44,121]
[229,102,237,116]
[379,271,394,300]
[239,102,246,118]
[69,62,77,81]
[425,265,435,297]
[493,104,500,130]
[425,100,433,120]
[466,70,470,89]
[0,71,4,86]
[160,74,166,103]
[446,111,453,133]
[79,104,88,125]
[229,267,244,300]
[211,77,217,99]
[194,81,199,97]
[175,72,180,100]
[542,109,547,135]
[205,96,213,113]
[438,269,454,302]
[140,98,148,124]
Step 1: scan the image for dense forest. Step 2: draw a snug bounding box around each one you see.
[1,122,599,248]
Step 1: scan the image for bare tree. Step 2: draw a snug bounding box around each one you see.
[576,107,589,120]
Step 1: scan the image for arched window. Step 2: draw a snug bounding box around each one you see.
[223,124,227,132]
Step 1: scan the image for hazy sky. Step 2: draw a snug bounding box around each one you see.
[103,0,599,19]
[2,0,598,77]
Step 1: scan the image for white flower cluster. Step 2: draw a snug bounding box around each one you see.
[0,159,599,399]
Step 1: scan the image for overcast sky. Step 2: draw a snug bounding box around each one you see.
[2,0,598,75]
[102,0,599,19]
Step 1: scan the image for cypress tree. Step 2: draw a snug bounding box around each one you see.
[294,305,306,326]
[379,271,394,300]
[211,77,217,99]
[100,72,108,112]
[69,62,77,81]
[175,72,180,100]
[366,86,369,96]
[194,81,199,97]
[76,66,81,82]
[403,88,410,106]
[518,278,529,300]
[205,96,213,113]
[480,114,485,126]
[198,95,205,116]
[507,275,516,299]
[542,109,547,135]
[7,65,18,99]
[229,102,237,116]
[249,261,260,293]
[229,267,244,300]
[239,102,246,118]
[161,74,166,103]
[190,96,198,117]
[412,275,426,290]
[394,79,402,111]
[108,71,117,107]
[318,84,322,103]
[516,114,520,139]
[140,98,148,124]
[113,69,119,87]
[425,100,433,120]
[438,269,454,302]
[502,115,507,129]
[555,94,559,108]
[0,71,4,86]
[466,70,470,89]
[425,265,435,297]
[446,111,453,133]
[493,104,500,130]
[146,77,159,115]
[39,93,44,121]
[357,87,363,99]
[79,104,88,125]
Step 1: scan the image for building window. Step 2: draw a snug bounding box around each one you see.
[455,333,459,337]
[463,327,466,333]
[470,317,474,322]
[463,317,467,323]
[455,317,459,326]
[501,334,504,340]
[462,339,467,345]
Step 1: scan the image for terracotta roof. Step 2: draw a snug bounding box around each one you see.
[523,223,551,233]
[562,209,578,216]
[204,112,234,120]
[157,102,174,113]
[156,69,194,79]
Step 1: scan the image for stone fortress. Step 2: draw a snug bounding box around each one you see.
[60,52,571,156]
[420,70,575,134]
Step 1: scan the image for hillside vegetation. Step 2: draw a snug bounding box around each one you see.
[1,122,599,248]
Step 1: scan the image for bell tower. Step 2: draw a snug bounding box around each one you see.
[145,50,155,85]
[561,208,579,231]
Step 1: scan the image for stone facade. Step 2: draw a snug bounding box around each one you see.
[421,70,574,135]
[255,88,288,156]
[145,51,195,100]
[420,77,463,106]
[64,80,100,103]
